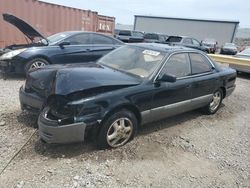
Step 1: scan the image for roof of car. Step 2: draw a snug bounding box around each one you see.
[54,31,121,38]
[128,43,198,53]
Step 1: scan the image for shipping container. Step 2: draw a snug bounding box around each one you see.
[0,0,115,48]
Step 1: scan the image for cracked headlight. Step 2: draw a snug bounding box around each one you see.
[0,48,27,60]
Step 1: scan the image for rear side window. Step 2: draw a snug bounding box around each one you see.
[166,36,182,42]
[119,30,131,36]
[162,53,191,78]
[189,53,212,74]
[92,34,113,44]
[132,31,144,38]
[183,38,192,44]
[68,34,91,44]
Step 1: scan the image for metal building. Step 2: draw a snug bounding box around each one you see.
[0,0,115,48]
[134,15,239,45]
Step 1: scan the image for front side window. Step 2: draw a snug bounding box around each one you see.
[132,31,144,38]
[99,45,166,78]
[189,53,212,74]
[67,34,90,45]
[161,53,191,78]
[144,33,159,40]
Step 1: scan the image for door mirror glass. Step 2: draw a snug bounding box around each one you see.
[157,74,176,83]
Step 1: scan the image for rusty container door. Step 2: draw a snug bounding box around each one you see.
[0,0,115,48]
[97,15,115,35]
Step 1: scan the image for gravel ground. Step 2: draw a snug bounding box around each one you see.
[0,73,249,188]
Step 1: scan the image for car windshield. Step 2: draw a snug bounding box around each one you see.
[224,43,236,47]
[98,45,166,78]
[47,32,72,43]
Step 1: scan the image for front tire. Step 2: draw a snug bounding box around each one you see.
[203,89,223,114]
[97,109,138,149]
[25,58,49,75]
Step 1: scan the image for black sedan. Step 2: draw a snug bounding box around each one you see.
[19,43,236,148]
[166,36,208,52]
[0,14,123,75]
[220,43,238,55]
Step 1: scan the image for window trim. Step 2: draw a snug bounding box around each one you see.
[153,51,215,82]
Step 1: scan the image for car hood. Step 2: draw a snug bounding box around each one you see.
[26,63,142,97]
[235,53,250,59]
[3,13,47,42]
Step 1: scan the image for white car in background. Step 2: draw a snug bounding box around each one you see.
[230,48,250,73]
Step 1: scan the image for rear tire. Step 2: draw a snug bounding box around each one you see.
[25,58,49,75]
[203,89,223,115]
[97,109,138,149]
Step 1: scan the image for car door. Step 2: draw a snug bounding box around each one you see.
[90,33,120,61]
[50,33,93,64]
[148,52,194,122]
[188,52,218,108]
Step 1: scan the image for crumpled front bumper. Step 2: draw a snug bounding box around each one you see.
[38,109,87,144]
[19,86,44,114]
[0,60,25,74]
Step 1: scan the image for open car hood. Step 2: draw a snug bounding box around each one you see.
[3,13,47,42]
[26,63,142,97]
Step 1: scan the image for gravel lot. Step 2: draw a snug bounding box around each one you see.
[0,73,249,188]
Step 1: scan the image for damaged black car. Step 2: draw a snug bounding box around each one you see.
[0,13,123,76]
[19,43,236,148]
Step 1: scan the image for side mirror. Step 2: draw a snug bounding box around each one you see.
[59,41,70,49]
[156,74,177,83]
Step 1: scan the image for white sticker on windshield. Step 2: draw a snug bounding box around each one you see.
[143,50,160,56]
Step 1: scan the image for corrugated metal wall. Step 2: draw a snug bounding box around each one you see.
[134,16,239,46]
[0,0,115,48]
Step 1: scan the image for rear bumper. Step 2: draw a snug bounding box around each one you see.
[19,86,44,114]
[38,109,87,144]
[225,85,236,98]
[221,50,237,55]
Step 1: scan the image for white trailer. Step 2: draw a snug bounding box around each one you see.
[134,15,239,45]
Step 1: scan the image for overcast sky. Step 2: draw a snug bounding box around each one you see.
[41,0,250,28]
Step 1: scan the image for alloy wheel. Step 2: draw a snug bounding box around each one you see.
[209,91,222,112]
[30,61,46,70]
[106,118,133,148]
